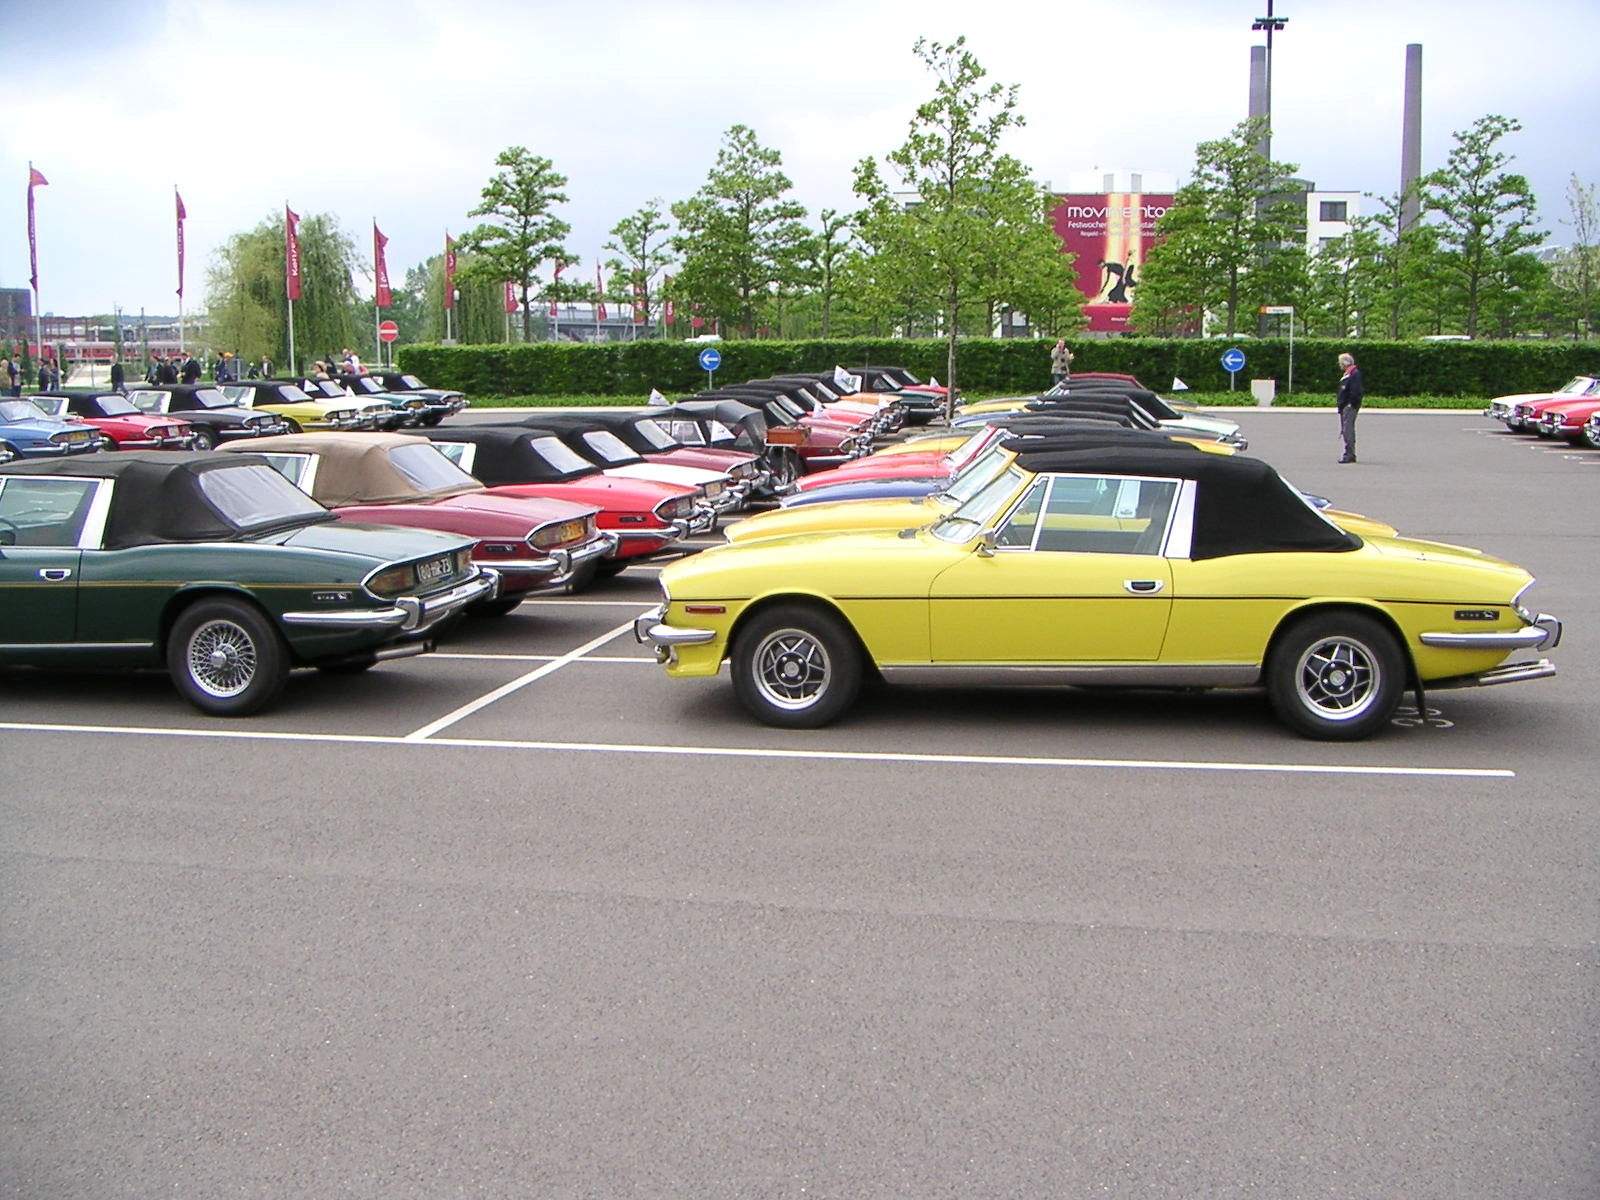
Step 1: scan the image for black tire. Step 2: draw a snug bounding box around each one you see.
[766,448,800,492]
[283,418,302,434]
[420,413,444,427]
[730,603,863,728]
[189,426,217,451]
[0,442,17,464]
[1266,612,1406,741]
[468,596,525,617]
[166,598,289,716]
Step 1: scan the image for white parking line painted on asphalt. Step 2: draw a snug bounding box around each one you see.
[402,619,639,741]
[433,653,651,663]
[524,599,661,607]
[0,721,1517,779]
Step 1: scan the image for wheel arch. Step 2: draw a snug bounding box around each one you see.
[728,591,875,666]
[159,586,280,655]
[1265,601,1419,688]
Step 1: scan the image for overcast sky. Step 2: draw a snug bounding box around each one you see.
[2,0,1595,318]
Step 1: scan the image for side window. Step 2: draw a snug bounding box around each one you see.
[1033,476,1179,555]
[0,477,100,547]
[665,421,705,446]
[257,453,317,491]
[994,478,1048,548]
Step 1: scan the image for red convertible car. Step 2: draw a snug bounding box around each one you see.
[1533,395,1600,445]
[34,390,196,450]
[421,424,711,572]
[223,433,616,614]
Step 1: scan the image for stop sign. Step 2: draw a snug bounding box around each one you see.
[378,320,399,343]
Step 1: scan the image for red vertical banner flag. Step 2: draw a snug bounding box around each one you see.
[663,274,674,326]
[594,263,607,321]
[503,281,517,314]
[175,188,187,299]
[27,166,48,291]
[632,282,646,324]
[284,205,302,300]
[549,262,563,316]
[373,222,392,308]
[444,234,457,309]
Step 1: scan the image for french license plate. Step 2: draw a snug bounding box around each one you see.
[416,555,453,583]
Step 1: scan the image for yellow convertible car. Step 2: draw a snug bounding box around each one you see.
[637,446,1559,740]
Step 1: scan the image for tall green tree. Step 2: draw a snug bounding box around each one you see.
[1553,174,1598,337]
[1132,119,1303,338]
[801,208,853,339]
[853,36,1050,407]
[1421,115,1544,338]
[458,146,573,340]
[206,211,359,372]
[671,124,811,337]
[603,200,674,332]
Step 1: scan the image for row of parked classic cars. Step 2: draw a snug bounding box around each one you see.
[1483,374,1600,446]
[0,366,945,717]
[0,365,1564,740]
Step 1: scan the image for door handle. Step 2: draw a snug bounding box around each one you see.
[38,568,73,581]
[1124,579,1164,594]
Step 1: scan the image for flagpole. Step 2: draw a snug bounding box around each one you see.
[28,162,42,369]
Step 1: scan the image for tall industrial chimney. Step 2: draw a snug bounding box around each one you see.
[1400,44,1423,231]
[1249,45,1269,158]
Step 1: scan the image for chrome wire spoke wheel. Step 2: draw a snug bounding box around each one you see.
[185,618,260,698]
[753,628,832,710]
[1294,636,1380,722]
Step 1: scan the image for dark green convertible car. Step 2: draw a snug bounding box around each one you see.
[0,451,496,714]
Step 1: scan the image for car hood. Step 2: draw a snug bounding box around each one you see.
[664,526,970,600]
[1,416,91,437]
[727,495,945,544]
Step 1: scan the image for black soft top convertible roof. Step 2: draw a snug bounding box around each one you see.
[0,450,333,548]
[420,425,596,485]
[1008,447,1359,559]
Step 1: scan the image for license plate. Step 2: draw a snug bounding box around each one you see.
[66,431,90,444]
[559,520,586,543]
[416,555,453,583]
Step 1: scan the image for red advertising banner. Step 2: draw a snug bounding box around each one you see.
[632,281,646,323]
[373,223,392,308]
[443,234,457,309]
[27,166,48,291]
[663,274,674,326]
[503,281,517,314]
[549,262,563,317]
[175,189,187,299]
[594,264,607,321]
[285,205,301,301]
[1049,192,1173,333]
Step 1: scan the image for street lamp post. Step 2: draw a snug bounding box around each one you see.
[1251,1,1289,163]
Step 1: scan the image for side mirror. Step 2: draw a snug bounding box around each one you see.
[976,532,997,557]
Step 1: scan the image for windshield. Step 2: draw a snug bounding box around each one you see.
[947,427,1002,470]
[530,436,593,474]
[938,442,1018,506]
[0,400,52,422]
[772,396,804,419]
[25,396,67,417]
[198,463,328,527]
[272,384,313,403]
[930,464,1028,544]
[629,418,678,451]
[387,443,480,491]
[350,378,383,393]
[400,375,426,389]
[580,430,639,464]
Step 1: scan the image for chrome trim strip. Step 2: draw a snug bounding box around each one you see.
[876,663,1262,688]
[633,605,717,648]
[1420,614,1561,651]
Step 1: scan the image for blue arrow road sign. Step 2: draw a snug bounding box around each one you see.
[698,347,722,372]
[1221,348,1247,373]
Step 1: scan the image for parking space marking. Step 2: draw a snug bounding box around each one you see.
[402,619,639,741]
[0,721,1516,779]
[434,653,650,664]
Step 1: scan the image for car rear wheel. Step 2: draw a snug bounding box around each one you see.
[283,418,302,434]
[190,426,217,450]
[167,598,289,716]
[1267,612,1405,740]
[731,604,862,728]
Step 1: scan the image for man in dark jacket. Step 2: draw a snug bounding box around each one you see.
[109,356,126,393]
[1336,352,1363,463]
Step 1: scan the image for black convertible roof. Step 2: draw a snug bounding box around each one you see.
[1008,447,1359,559]
[419,425,597,485]
[0,450,333,548]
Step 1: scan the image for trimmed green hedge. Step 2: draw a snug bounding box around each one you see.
[397,337,1600,400]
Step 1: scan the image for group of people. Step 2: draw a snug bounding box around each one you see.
[309,349,370,381]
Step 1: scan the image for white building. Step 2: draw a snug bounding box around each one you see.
[1306,190,1362,253]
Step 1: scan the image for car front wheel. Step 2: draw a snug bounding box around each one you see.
[1266,612,1405,740]
[167,598,289,715]
[731,604,862,728]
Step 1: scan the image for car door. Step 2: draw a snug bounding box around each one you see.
[0,475,104,647]
[928,473,1178,663]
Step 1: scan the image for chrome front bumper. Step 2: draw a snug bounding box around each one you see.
[1420,612,1562,651]
[633,603,717,653]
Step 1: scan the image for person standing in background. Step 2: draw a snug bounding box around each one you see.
[1336,352,1363,463]
[1049,338,1073,386]
[109,356,126,394]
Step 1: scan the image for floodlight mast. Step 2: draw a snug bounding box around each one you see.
[1251,1,1289,164]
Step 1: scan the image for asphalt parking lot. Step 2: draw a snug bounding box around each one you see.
[3,410,1596,1197]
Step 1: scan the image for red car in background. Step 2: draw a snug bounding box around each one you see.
[1535,395,1600,445]
[34,390,195,450]
[421,424,712,573]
